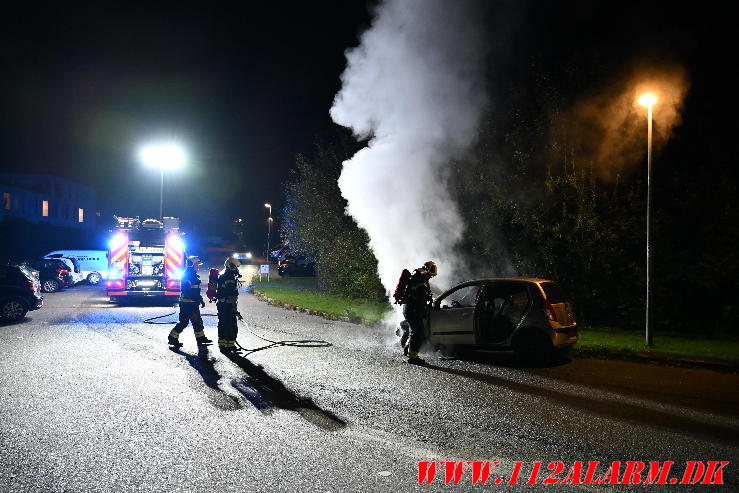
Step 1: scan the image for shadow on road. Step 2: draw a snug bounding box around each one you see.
[170,345,243,411]
[426,362,739,445]
[225,352,347,431]
[436,348,572,369]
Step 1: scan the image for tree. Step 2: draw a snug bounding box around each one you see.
[281,134,386,301]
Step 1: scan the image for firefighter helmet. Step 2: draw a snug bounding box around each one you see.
[224,257,241,270]
[423,260,438,277]
[186,256,202,267]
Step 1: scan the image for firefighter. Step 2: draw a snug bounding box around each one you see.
[168,256,211,348]
[401,260,437,365]
[217,257,241,354]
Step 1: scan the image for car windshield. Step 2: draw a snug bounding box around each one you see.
[539,281,565,303]
[442,284,482,308]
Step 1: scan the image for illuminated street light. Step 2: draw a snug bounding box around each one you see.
[638,94,657,107]
[264,203,272,262]
[638,93,657,347]
[138,143,187,220]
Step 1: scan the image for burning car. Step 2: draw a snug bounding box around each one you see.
[419,277,577,361]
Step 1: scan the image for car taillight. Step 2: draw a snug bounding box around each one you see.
[280,263,287,268]
[23,279,34,291]
[106,280,124,289]
[543,298,558,322]
[56,269,69,274]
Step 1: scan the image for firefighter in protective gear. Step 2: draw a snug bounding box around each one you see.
[401,260,437,365]
[168,256,211,348]
[217,257,241,354]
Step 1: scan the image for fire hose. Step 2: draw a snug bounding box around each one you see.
[143,311,332,355]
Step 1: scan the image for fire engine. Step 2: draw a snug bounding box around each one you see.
[106,216,185,301]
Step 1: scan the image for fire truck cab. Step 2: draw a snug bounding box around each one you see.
[106,216,185,302]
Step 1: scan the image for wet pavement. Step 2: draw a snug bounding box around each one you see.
[1,282,738,492]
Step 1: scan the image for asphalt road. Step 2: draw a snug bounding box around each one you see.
[1,281,738,492]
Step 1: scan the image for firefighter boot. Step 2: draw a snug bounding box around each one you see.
[218,339,240,354]
[194,331,212,345]
[219,346,241,355]
[168,336,183,348]
[407,350,426,366]
[168,328,184,348]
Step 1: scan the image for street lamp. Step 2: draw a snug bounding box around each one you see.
[264,203,272,262]
[638,93,657,347]
[139,143,187,220]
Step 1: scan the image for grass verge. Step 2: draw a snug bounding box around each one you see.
[577,326,739,364]
[251,276,391,323]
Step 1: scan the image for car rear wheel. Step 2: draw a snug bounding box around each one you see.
[1,298,28,322]
[87,272,102,285]
[513,328,555,364]
[42,279,61,293]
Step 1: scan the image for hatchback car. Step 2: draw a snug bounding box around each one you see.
[0,265,43,322]
[418,278,577,361]
[43,254,84,284]
[24,258,74,293]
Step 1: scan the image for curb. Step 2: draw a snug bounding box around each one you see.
[572,347,739,373]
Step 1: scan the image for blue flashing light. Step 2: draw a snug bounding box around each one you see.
[167,234,184,252]
[169,269,183,280]
[109,233,127,250]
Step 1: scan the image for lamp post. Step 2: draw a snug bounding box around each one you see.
[139,143,187,220]
[264,203,272,262]
[638,94,657,347]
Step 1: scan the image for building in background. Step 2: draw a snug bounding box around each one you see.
[0,174,97,230]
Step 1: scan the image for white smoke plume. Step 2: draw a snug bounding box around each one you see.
[330,0,489,300]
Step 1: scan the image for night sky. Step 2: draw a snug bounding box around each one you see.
[1,1,372,247]
[1,1,734,251]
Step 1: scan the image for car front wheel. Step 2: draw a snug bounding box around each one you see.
[42,279,61,293]
[87,272,102,285]
[1,298,28,322]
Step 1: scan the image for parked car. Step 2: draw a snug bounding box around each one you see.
[24,259,75,293]
[416,278,577,361]
[0,265,43,322]
[277,257,315,277]
[50,257,84,284]
[44,250,108,285]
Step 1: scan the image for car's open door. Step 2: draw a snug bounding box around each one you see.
[428,283,482,346]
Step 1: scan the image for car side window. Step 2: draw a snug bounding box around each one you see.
[502,289,530,321]
[440,284,482,308]
[482,285,530,319]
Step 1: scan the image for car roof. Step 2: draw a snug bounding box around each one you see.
[465,277,552,284]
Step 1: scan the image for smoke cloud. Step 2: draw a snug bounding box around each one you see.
[330,0,488,297]
[551,64,690,180]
